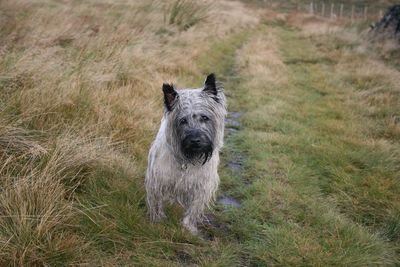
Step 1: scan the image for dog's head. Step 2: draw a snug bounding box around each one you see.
[162,73,226,164]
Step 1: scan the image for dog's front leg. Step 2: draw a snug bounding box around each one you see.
[147,192,166,223]
[182,198,206,234]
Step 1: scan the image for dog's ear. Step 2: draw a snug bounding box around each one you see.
[163,83,178,111]
[203,73,217,96]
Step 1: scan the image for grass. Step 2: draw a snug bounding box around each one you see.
[1,0,400,265]
[209,19,399,265]
[167,0,210,31]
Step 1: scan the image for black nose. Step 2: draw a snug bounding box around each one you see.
[190,138,201,146]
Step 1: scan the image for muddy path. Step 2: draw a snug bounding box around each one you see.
[217,111,245,209]
[200,111,245,240]
[200,100,250,240]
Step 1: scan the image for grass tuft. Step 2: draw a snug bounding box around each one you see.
[167,0,210,31]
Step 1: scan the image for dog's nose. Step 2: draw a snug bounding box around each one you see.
[190,138,201,145]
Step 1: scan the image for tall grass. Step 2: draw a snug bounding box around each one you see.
[0,0,257,264]
[2,0,399,265]
[167,0,210,31]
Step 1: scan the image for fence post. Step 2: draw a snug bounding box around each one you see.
[330,3,335,19]
[364,6,368,21]
[340,4,344,19]
[351,5,355,23]
[321,3,325,17]
[310,2,314,15]
[379,9,383,19]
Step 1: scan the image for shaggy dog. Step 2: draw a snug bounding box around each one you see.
[145,73,227,234]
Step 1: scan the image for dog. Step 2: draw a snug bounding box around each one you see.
[145,73,227,234]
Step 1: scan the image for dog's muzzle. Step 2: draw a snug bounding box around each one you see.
[181,130,213,164]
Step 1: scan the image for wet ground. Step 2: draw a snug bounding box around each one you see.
[217,111,245,209]
[217,196,241,208]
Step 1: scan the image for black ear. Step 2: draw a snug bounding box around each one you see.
[203,73,217,96]
[162,83,178,111]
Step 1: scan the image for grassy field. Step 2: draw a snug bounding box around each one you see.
[1,0,399,266]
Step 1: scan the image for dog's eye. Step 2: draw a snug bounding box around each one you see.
[201,115,209,121]
[179,118,188,125]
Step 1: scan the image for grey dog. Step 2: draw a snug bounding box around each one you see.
[145,73,227,234]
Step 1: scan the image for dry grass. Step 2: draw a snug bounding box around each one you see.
[237,29,287,86]
[0,125,131,264]
[0,123,46,159]
[0,0,258,264]
[2,0,399,264]
[0,160,85,266]
[284,11,400,141]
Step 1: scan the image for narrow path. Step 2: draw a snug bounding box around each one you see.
[218,111,244,208]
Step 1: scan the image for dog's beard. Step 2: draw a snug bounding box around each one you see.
[182,143,213,165]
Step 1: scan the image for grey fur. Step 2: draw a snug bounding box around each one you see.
[145,74,227,234]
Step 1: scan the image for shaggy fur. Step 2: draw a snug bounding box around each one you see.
[145,74,227,234]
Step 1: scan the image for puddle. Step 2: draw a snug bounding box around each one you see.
[218,196,241,208]
[224,110,251,185]
[225,118,240,128]
[226,127,238,136]
[229,112,242,120]
[225,112,242,130]
[225,127,239,138]
[227,160,242,172]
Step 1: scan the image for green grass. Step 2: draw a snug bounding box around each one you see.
[213,23,400,265]
[75,19,400,266]
[67,32,251,266]
[1,1,400,265]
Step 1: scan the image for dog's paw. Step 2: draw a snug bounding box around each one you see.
[182,217,199,235]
